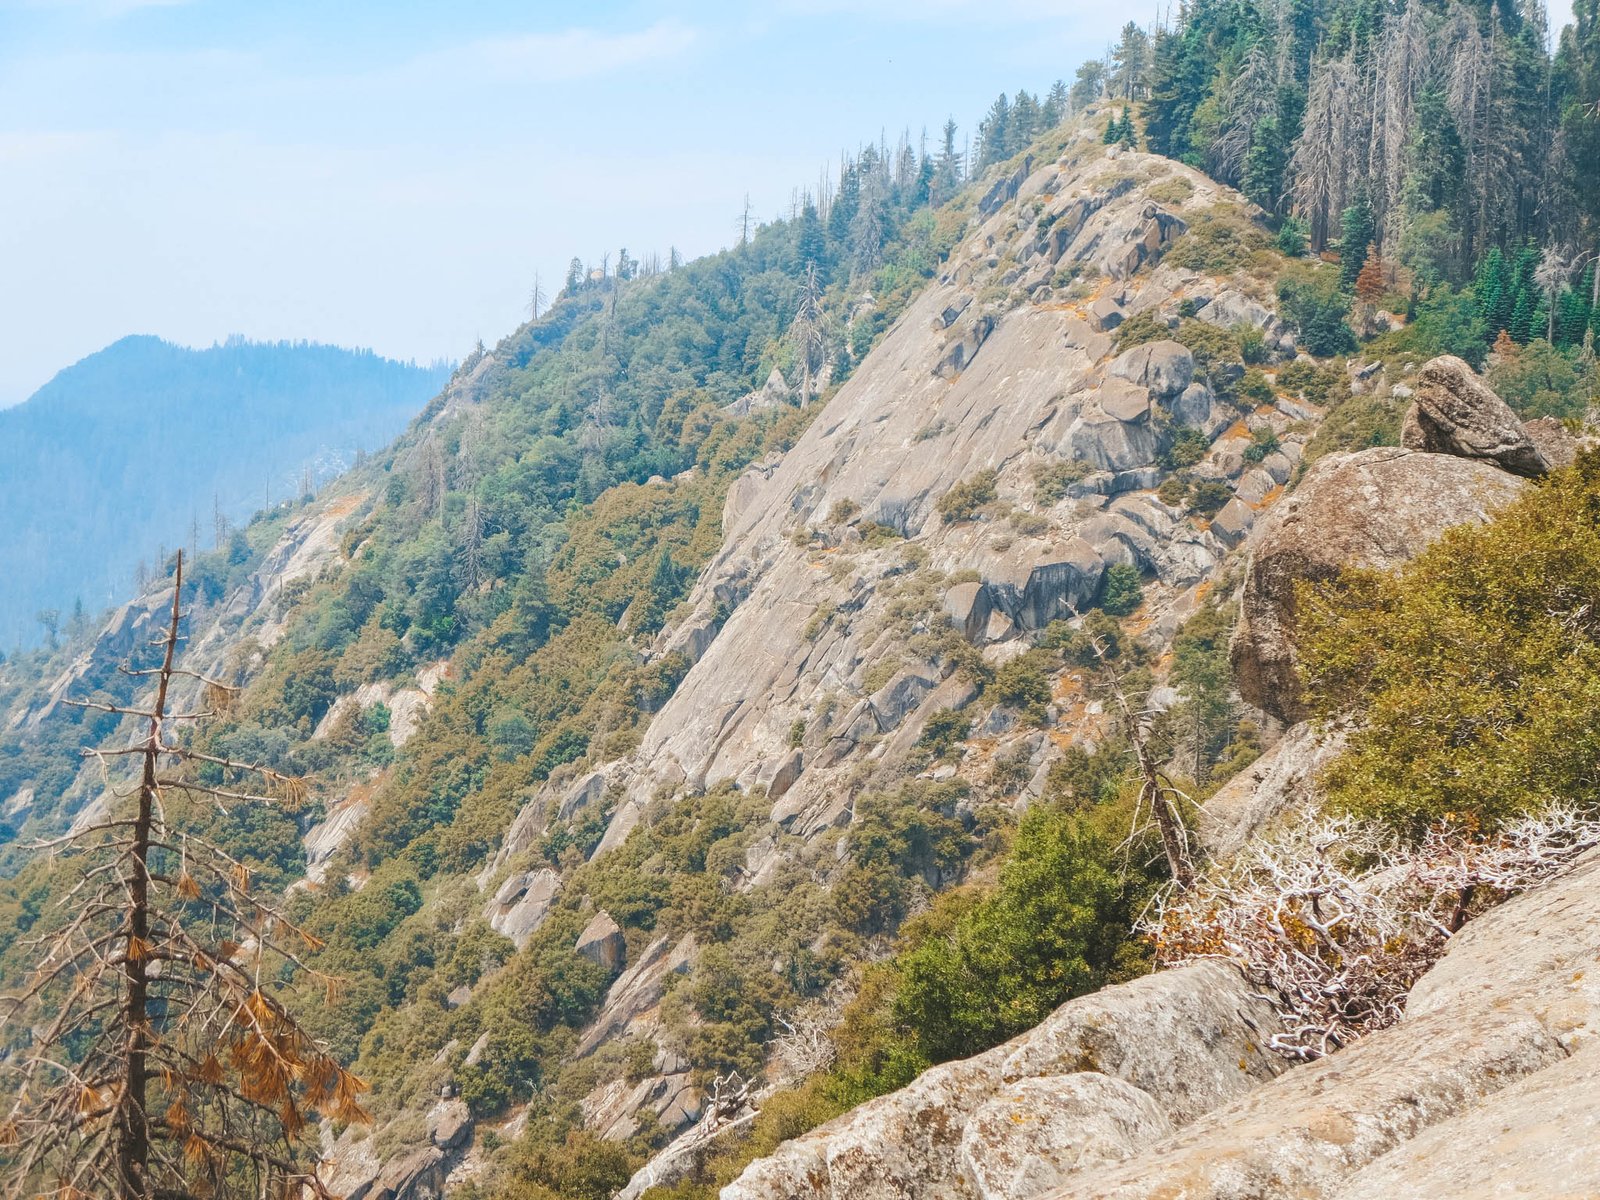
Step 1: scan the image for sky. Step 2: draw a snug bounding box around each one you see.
[0,1,1149,407]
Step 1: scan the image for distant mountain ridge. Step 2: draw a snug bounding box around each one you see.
[0,335,451,648]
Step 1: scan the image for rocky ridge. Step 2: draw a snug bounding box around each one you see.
[719,355,1592,1199]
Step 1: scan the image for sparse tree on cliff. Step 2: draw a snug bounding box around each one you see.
[0,553,368,1199]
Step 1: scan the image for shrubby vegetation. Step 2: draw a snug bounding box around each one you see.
[1301,452,1600,835]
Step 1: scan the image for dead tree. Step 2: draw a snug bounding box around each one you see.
[0,552,367,1200]
[1077,614,1195,890]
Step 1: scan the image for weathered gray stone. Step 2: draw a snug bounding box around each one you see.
[1170,381,1213,428]
[1087,297,1125,332]
[1231,447,1527,723]
[575,910,626,974]
[1333,1046,1600,1200]
[1107,340,1195,399]
[944,581,992,642]
[868,665,941,731]
[1043,1010,1566,1200]
[1523,415,1581,471]
[1198,722,1343,859]
[487,867,561,948]
[347,1145,447,1200]
[426,1098,473,1151]
[722,961,1284,1200]
[1208,496,1254,548]
[959,1074,1173,1200]
[1402,355,1549,476]
[1099,377,1151,423]
[578,934,697,1056]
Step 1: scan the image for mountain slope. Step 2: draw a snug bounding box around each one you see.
[0,335,450,647]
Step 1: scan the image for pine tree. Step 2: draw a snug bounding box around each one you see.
[1042,79,1069,126]
[1340,197,1377,289]
[0,556,367,1199]
[977,93,1012,168]
[1355,246,1387,304]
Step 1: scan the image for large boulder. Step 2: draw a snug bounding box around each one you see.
[1106,340,1194,399]
[1231,448,1527,723]
[722,961,1284,1200]
[574,909,626,974]
[958,1075,1173,1200]
[1401,355,1549,477]
[1040,850,1600,1200]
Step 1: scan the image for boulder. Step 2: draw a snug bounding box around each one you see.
[346,1145,447,1200]
[487,867,561,948]
[944,581,992,642]
[1044,1009,1565,1200]
[868,665,941,732]
[1208,497,1254,548]
[575,910,626,974]
[1098,377,1151,423]
[1231,448,1527,723]
[987,539,1108,630]
[1107,340,1194,399]
[1170,381,1212,429]
[722,961,1284,1200]
[426,1097,473,1151]
[1401,355,1549,476]
[1040,849,1600,1200]
[959,1075,1173,1200]
[1087,297,1125,332]
[1332,1046,1600,1200]
[1198,722,1343,859]
[1523,415,1581,470]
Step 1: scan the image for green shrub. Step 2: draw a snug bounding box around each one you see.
[889,800,1155,1063]
[1242,425,1280,463]
[990,652,1055,723]
[1160,426,1210,470]
[1300,453,1600,835]
[917,708,972,759]
[1032,459,1093,505]
[1239,369,1275,406]
[1099,563,1144,616]
[1277,273,1356,357]
[1165,206,1271,273]
[937,470,998,523]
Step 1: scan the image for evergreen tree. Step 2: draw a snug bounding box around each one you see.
[977,93,1012,168]
[1043,79,1069,126]
[1340,196,1377,289]
[795,201,827,274]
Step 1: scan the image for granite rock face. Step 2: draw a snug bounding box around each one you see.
[721,961,1286,1200]
[1401,355,1549,477]
[725,851,1600,1200]
[1230,447,1526,723]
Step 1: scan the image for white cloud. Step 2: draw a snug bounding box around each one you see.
[411,20,698,84]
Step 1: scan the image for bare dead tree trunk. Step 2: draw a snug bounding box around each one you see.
[114,559,182,1196]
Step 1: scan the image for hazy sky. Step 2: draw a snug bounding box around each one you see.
[0,1,1148,406]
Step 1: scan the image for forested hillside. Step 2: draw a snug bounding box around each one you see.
[0,336,450,649]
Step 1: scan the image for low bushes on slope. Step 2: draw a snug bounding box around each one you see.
[1299,450,1600,835]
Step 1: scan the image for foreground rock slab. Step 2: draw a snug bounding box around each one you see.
[722,961,1285,1199]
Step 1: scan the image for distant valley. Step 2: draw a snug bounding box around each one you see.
[0,335,450,649]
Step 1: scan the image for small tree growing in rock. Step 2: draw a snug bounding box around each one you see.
[0,554,367,1199]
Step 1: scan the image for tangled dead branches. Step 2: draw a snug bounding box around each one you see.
[1147,804,1600,1061]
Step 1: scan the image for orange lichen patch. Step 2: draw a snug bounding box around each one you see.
[323,490,369,520]
[1252,484,1285,510]
[1193,579,1214,603]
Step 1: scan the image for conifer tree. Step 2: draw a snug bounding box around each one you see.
[0,555,367,1199]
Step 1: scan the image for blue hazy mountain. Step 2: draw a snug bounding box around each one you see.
[0,335,451,648]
